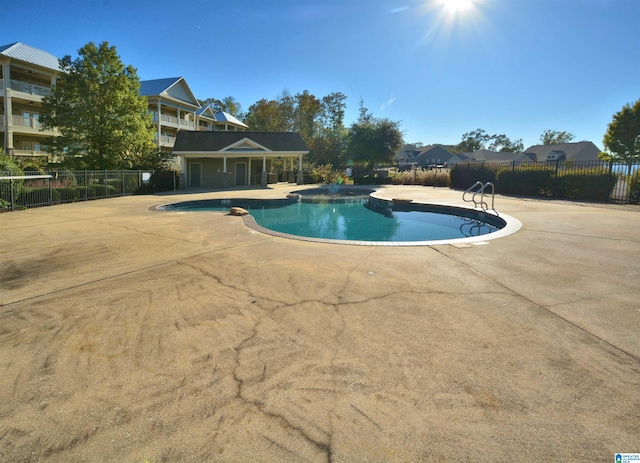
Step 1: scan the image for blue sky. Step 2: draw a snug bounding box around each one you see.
[3,0,639,150]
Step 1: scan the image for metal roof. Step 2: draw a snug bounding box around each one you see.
[214,111,249,128]
[0,42,60,71]
[139,77,182,97]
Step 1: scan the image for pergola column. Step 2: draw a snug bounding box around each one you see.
[297,154,304,184]
[223,156,228,187]
[261,156,267,187]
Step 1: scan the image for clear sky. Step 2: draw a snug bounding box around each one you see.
[2,0,639,150]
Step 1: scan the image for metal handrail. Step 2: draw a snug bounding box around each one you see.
[462,181,498,215]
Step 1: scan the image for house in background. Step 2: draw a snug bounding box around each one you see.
[521,141,601,162]
[0,42,60,160]
[415,145,458,167]
[396,144,423,169]
[397,144,461,169]
[172,131,308,188]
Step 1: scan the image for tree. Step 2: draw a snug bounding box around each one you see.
[603,99,640,165]
[457,129,522,153]
[488,134,524,153]
[457,129,491,152]
[41,42,155,170]
[347,102,403,172]
[199,96,242,116]
[294,90,322,142]
[540,129,575,145]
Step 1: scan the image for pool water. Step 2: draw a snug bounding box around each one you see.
[254,200,497,241]
[161,197,500,242]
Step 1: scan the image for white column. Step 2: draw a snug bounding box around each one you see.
[261,156,267,186]
[156,101,162,147]
[3,60,13,152]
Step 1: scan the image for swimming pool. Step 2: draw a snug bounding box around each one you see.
[158,189,521,245]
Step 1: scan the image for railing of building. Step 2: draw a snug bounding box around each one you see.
[0,170,153,213]
[9,79,52,97]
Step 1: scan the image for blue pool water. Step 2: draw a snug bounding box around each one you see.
[160,196,502,242]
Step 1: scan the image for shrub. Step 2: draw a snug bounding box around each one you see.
[54,187,80,203]
[628,170,640,204]
[106,178,123,194]
[353,174,392,185]
[391,168,450,187]
[134,170,178,194]
[496,169,554,196]
[550,173,618,201]
[310,164,346,184]
[449,163,498,189]
[16,188,60,206]
[0,153,23,175]
[85,183,117,198]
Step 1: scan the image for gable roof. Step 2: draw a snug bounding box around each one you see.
[523,142,601,162]
[173,131,308,154]
[415,145,455,161]
[214,111,249,129]
[0,42,60,71]
[196,105,216,120]
[140,77,200,107]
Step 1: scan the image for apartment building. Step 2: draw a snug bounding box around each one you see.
[140,77,247,153]
[1,42,248,165]
[0,42,60,160]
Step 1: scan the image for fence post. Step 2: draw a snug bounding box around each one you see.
[10,178,15,212]
[104,170,108,198]
[122,170,125,195]
[49,176,53,206]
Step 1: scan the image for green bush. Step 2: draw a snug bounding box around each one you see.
[54,187,81,203]
[106,178,123,194]
[450,163,498,190]
[134,171,178,194]
[85,184,117,198]
[16,188,60,206]
[496,169,554,196]
[628,170,640,204]
[310,164,346,184]
[550,173,618,201]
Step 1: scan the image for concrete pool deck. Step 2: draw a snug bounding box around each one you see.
[1,184,639,462]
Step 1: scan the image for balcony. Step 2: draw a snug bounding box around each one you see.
[11,149,48,157]
[12,115,44,130]
[157,114,195,130]
[9,79,52,98]
[158,134,176,147]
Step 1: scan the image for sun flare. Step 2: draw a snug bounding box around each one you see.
[441,0,474,14]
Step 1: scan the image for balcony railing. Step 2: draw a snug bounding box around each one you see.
[158,114,195,129]
[9,79,52,97]
[159,135,176,147]
[11,149,47,157]
[11,115,44,129]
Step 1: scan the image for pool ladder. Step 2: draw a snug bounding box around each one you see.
[463,181,498,216]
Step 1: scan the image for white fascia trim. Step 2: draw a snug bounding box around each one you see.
[222,138,271,152]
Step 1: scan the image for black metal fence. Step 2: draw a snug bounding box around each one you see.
[0,170,153,212]
[450,160,640,204]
